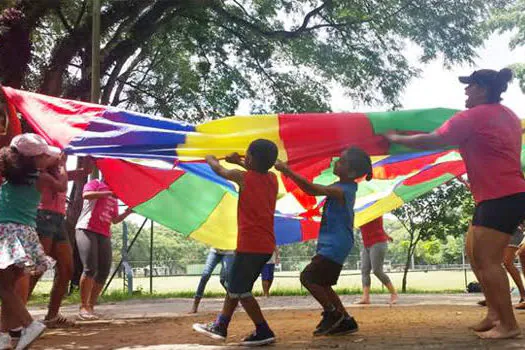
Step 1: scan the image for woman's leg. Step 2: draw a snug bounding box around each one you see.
[503,246,525,301]
[472,226,520,339]
[76,229,98,314]
[191,251,222,313]
[370,242,398,304]
[89,235,112,312]
[358,247,372,304]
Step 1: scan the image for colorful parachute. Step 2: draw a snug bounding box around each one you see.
[4,86,519,249]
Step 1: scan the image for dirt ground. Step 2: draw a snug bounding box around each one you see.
[31,305,525,350]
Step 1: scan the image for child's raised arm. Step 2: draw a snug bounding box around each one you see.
[206,154,244,187]
[275,160,344,202]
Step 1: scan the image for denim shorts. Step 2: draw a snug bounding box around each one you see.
[36,210,69,242]
[227,252,271,298]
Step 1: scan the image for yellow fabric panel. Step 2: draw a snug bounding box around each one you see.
[190,192,238,250]
[180,115,288,160]
[521,119,525,143]
[354,193,404,227]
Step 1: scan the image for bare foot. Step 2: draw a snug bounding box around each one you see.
[355,299,370,305]
[469,318,499,332]
[476,324,521,339]
[389,294,398,305]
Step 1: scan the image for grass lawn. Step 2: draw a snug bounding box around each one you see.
[29,269,490,306]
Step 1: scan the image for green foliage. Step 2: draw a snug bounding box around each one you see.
[111,221,209,271]
[1,0,507,118]
[485,0,525,92]
[392,180,474,291]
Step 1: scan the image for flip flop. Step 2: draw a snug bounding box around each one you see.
[78,310,99,321]
[515,302,525,310]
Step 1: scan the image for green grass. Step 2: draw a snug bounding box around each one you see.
[29,269,477,306]
[29,285,467,307]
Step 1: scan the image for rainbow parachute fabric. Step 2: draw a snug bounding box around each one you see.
[2,86,501,250]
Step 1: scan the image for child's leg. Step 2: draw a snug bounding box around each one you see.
[0,267,33,332]
[325,287,348,316]
[300,255,346,335]
[359,247,372,304]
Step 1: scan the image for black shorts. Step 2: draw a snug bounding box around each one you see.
[300,254,343,286]
[227,252,271,298]
[36,210,69,242]
[472,193,525,234]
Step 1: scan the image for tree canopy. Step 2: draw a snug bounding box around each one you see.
[1,0,509,120]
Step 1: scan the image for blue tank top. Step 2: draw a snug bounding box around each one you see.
[0,173,41,227]
[316,182,357,265]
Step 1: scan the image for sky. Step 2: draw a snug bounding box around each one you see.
[331,32,525,117]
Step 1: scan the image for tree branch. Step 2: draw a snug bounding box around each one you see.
[55,6,73,34]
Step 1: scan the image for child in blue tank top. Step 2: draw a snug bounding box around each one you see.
[275,146,373,336]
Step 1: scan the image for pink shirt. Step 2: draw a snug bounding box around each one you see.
[76,179,118,237]
[38,185,67,215]
[436,104,525,203]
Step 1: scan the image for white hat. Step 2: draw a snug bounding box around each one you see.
[10,133,61,158]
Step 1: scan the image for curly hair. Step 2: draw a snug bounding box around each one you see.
[0,146,37,185]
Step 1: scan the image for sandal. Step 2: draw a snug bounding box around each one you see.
[44,314,76,328]
[78,310,99,321]
[515,301,525,310]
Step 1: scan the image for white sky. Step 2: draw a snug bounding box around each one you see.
[331,32,525,117]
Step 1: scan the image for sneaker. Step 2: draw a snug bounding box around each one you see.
[192,322,227,340]
[7,330,20,340]
[313,310,344,336]
[328,317,359,336]
[0,333,12,350]
[240,329,276,347]
[15,321,46,350]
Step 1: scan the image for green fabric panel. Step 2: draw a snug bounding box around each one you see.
[134,173,226,236]
[367,108,459,134]
[367,108,459,155]
[313,157,397,198]
[393,173,455,202]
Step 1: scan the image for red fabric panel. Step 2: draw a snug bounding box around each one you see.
[373,151,450,180]
[1,87,105,147]
[402,161,465,186]
[300,220,321,241]
[278,113,388,164]
[97,158,185,207]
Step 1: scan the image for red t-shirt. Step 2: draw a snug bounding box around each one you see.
[360,217,389,248]
[237,170,278,254]
[436,104,525,204]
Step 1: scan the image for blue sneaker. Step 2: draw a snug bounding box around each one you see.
[240,328,276,347]
[192,322,227,340]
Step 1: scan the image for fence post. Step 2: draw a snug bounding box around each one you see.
[150,219,154,294]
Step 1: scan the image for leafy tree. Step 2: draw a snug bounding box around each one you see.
[485,0,525,92]
[392,180,474,292]
[0,0,500,274]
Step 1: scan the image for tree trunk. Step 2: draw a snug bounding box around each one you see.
[402,241,415,293]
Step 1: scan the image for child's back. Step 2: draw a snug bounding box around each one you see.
[317,181,357,265]
[237,170,278,254]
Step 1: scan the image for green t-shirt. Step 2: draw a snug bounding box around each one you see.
[0,175,41,227]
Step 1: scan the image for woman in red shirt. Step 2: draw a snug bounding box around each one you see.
[357,216,397,305]
[386,68,525,339]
